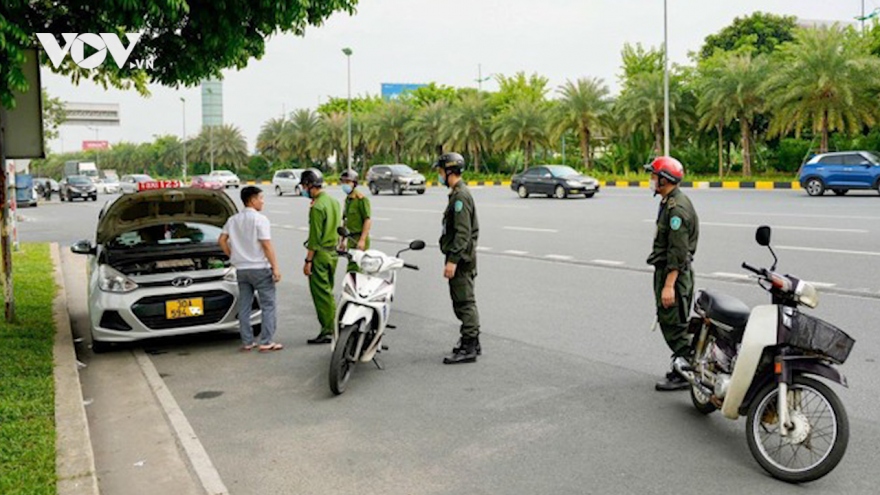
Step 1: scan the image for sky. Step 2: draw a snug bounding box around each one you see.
[41,0,876,155]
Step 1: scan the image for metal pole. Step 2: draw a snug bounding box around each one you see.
[0,111,14,322]
[89,126,100,169]
[208,89,214,173]
[180,97,187,180]
[478,64,482,91]
[663,0,670,157]
[346,51,353,173]
[562,134,566,165]
[862,0,866,34]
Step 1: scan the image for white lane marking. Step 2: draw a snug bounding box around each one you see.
[503,250,529,255]
[266,209,288,214]
[476,246,492,251]
[643,220,867,234]
[805,281,837,289]
[297,227,308,232]
[380,236,398,241]
[592,259,625,266]
[503,226,559,233]
[545,254,574,261]
[278,225,296,230]
[728,211,880,221]
[776,245,880,257]
[712,272,751,280]
[373,207,435,214]
[480,204,529,210]
[371,217,391,221]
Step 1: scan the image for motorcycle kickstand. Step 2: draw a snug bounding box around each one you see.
[372,357,384,370]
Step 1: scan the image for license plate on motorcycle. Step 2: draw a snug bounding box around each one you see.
[165,298,204,319]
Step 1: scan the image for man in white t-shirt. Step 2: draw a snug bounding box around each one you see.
[219,186,283,352]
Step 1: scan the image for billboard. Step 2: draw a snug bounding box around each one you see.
[82,140,109,150]
[381,83,427,100]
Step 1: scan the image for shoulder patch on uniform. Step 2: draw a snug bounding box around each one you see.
[670,216,682,231]
[454,200,464,212]
[667,197,677,209]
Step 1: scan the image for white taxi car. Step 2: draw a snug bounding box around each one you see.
[71,182,261,352]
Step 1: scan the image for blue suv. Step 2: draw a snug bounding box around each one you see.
[798,151,880,196]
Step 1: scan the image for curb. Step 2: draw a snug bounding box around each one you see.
[51,242,100,495]
[246,180,801,190]
[134,350,230,495]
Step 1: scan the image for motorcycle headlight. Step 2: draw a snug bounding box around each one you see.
[223,268,237,282]
[796,280,819,308]
[98,265,138,293]
[358,255,382,274]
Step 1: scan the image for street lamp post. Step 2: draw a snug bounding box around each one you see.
[475,63,491,91]
[342,47,353,173]
[88,126,100,169]
[663,0,670,157]
[207,88,214,174]
[179,97,187,180]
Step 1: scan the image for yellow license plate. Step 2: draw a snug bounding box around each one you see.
[165,298,205,319]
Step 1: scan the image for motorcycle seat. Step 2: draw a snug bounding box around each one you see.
[696,290,750,329]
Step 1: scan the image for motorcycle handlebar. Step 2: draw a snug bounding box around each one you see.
[403,263,419,271]
[741,262,764,276]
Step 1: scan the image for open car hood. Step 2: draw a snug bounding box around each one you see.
[96,188,237,245]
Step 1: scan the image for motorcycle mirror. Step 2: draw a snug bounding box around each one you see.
[337,226,349,237]
[409,240,426,251]
[756,226,771,246]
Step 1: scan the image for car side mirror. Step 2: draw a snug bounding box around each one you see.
[71,240,96,256]
[755,226,771,246]
[409,240,426,251]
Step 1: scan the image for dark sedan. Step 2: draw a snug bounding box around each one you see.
[60,175,98,202]
[510,165,600,199]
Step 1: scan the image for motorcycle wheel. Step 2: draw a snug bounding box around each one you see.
[329,324,359,395]
[690,384,717,415]
[745,375,849,483]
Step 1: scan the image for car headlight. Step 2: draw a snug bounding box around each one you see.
[796,280,819,308]
[98,265,138,293]
[358,255,382,274]
[223,267,237,282]
[566,180,581,187]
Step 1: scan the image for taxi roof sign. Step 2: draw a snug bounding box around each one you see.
[138,180,183,191]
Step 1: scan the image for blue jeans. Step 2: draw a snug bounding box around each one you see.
[237,268,276,345]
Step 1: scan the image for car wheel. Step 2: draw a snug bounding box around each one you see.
[393,182,402,195]
[294,186,302,196]
[275,185,283,196]
[583,192,595,198]
[91,334,111,354]
[235,185,240,189]
[805,178,825,196]
[555,185,567,199]
[60,193,65,202]
[832,189,848,196]
[91,195,97,201]
[517,185,529,198]
[417,189,425,195]
[369,183,379,195]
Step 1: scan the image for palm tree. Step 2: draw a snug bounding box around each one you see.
[256,118,291,164]
[492,99,548,170]
[441,92,493,172]
[616,71,692,155]
[315,112,346,171]
[697,52,768,176]
[371,101,412,163]
[406,100,449,159]
[286,109,319,165]
[764,26,880,153]
[206,124,249,170]
[552,77,610,169]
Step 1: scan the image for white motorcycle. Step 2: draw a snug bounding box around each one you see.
[329,227,425,395]
[679,226,855,483]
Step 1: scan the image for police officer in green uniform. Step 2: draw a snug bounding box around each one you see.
[339,169,372,273]
[300,168,342,345]
[645,156,700,391]
[436,152,482,365]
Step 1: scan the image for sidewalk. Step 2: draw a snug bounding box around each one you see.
[59,249,211,495]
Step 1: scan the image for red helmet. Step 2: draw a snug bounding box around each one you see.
[644,156,684,184]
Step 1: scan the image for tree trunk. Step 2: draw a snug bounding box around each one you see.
[525,141,533,169]
[581,126,591,169]
[654,123,663,156]
[820,110,829,153]
[717,120,724,178]
[741,117,752,177]
[472,143,481,174]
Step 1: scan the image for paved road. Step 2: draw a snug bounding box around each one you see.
[21,186,880,494]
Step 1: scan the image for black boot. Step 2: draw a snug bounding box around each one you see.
[443,337,478,364]
[655,371,689,391]
[452,336,481,356]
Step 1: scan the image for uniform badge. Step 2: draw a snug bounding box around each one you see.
[670,216,682,231]
[454,200,464,213]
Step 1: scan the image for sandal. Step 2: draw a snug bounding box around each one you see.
[239,344,256,352]
[258,342,284,352]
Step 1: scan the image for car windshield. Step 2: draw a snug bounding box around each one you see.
[864,151,880,164]
[69,176,91,185]
[108,222,222,249]
[217,171,233,176]
[545,166,580,178]
[134,176,152,182]
[390,165,415,174]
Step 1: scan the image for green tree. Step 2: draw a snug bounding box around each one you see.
[697,52,768,176]
[195,124,248,170]
[700,12,797,60]
[764,26,880,153]
[400,83,458,108]
[441,92,493,173]
[551,77,609,169]
[492,72,549,109]
[41,89,66,149]
[1,1,359,108]
[619,43,664,87]
[406,100,449,159]
[256,118,291,164]
[316,112,347,170]
[371,101,412,163]
[492,99,548,170]
[616,71,693,155]
[286,108,320,165]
